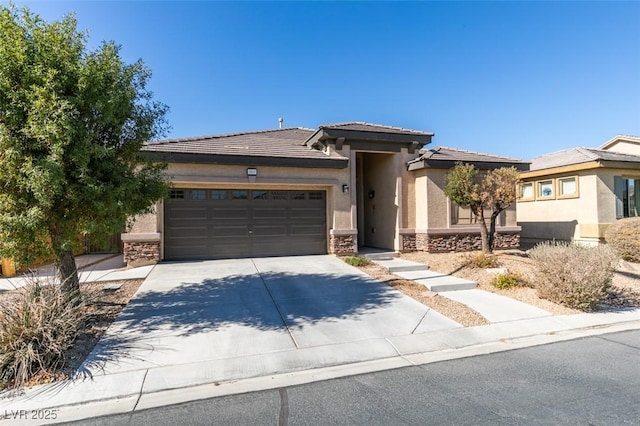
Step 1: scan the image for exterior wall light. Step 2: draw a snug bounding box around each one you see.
[247,168,258,176]
[342,184,349,193]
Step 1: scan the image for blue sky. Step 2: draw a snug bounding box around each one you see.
[10,1,640,160]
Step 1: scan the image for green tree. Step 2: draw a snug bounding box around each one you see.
[444,163,519,253]
[0,6,169,298]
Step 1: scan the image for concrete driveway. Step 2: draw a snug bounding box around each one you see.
[80,255,460,383]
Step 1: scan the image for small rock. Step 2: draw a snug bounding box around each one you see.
[486,267,508,275]
[102,283,122,292]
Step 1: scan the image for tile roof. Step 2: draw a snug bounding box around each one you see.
[318,122,433,136]
[410,146,528,165]
[530,147,640,171]
[142,127,345,161]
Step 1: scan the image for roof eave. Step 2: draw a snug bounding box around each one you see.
[142,151,348,169]
[408,159,530,172]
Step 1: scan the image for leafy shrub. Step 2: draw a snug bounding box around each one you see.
[529,241,618,311]
[465,252,500,269]
[605,217,640,263]
[342,256,371,267]
[0,277,87,389]
[492,273,522,289]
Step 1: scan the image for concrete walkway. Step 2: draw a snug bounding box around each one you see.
[368,255,553,322]
[1,254,640,425]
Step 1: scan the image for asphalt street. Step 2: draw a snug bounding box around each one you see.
[64,330,640,425]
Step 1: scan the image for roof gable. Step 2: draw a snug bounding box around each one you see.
[318,122,433,137]
[599,134,640,151]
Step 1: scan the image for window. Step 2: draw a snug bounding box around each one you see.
[537,180,555,199]
[615,177,640,219]
[252,191,268,200]
[451,205,479,225]
[169,190,185,199]
[291,192,306,200]
[309,192,324,200]
[190,190,206,200]
[519,182,534,201]
[210,190,228,200]
[450,204,505,227]
[557,177,578,198]
[271,191,287,200]
[231,190,248,200]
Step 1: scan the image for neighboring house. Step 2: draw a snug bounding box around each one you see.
[122,122,528,266]
[517,135,640,246]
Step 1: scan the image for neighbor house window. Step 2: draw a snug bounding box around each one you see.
[519,182,534,201]
[537,180,555,199]
[614,177,640,219]
[557,177,579,199]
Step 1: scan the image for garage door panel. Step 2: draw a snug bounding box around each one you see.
[253,208,287,219]
[252,225,287,236]
[212,208,250,219]
[164,189,326,260]
[290,224,325,236]
[213,225,250,237]
[166,226,208,238]
[290,208,324,219]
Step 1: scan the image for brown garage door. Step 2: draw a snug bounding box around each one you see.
[164,189,327,260]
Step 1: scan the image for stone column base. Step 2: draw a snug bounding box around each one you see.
[329,229,357,256]
[122,233,161,267]
[400,227,521,252]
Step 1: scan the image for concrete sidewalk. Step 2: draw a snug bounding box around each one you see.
[0,254,153,291]
[1,255,640,425]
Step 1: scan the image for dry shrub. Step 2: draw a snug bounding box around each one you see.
[529,242,618,311]
[465,252,500,269]
[0,277,89,390]
[605,217,640,263]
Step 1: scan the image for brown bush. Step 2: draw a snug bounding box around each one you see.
[0,277,90,389]
[529,242,618,311]
[465,252,500,269]
[605,217,640,263]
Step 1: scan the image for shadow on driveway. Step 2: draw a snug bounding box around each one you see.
[113,270,402,336]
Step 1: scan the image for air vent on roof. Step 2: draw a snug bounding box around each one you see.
[278,117,283,129]
[223,145,249,150]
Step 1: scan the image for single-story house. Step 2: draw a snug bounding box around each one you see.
[517,135,640,245]
[123,122,528,266]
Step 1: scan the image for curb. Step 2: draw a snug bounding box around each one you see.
[2,318,639,425]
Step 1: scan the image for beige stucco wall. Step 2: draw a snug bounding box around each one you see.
[425,169,449,229]
[517,171,617,242]
[128,205,159,233]
[413,170,429,230]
